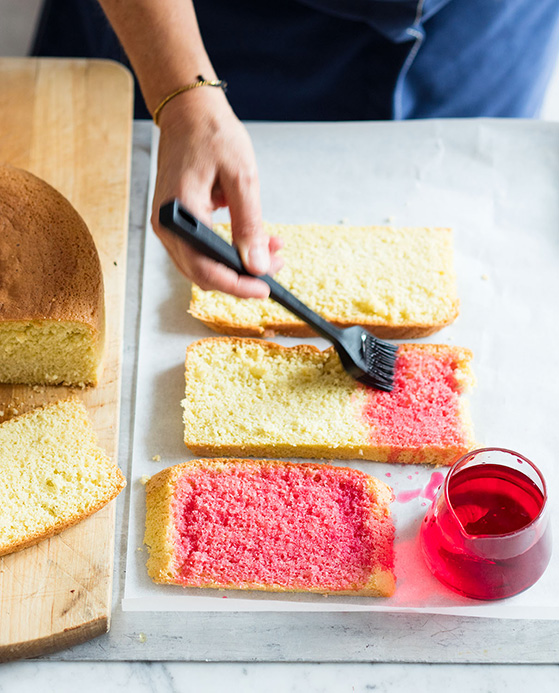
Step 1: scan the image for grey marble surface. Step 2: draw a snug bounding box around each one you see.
[1,661,559,692]
[3,124,559,683]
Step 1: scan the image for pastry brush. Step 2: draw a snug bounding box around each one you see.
[159,199,397,392]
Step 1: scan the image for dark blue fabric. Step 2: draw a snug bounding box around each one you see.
[296,0,452,42]
[31,0,559,121]
[403,0,559,118]
[193,0,408,121]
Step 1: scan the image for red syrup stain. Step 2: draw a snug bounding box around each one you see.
[395,471,445,504]
[396,488,421,503]
[422,471,445,501]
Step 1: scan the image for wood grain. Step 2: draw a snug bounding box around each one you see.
[0,58,132,661]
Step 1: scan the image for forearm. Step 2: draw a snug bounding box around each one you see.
[99,0,277,294]
[97,0,216,115]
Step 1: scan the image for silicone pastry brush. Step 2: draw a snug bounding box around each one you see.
[159,199,398,392]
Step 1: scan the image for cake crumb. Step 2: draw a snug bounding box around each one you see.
[481,273,489,281]
[139,474,151,485]
[136,546,144,552]
[138,633,147,643]
[152,454,161,462]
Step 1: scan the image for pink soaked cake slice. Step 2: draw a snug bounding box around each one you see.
[145,459,396,597]
[361,343,476,464]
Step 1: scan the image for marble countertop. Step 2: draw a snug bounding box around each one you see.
[3,660,559,692]
[2,121,559,689]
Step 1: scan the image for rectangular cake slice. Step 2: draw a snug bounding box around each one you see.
[189,222,459,339]
[145,459,396,597]
[0,398,126,556]
[181,338,476,466]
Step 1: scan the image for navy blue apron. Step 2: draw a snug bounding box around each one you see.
[31,0,559,120]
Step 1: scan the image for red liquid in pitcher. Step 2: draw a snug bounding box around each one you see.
[420,463,551,599]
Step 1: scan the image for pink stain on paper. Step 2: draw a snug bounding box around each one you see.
[422,471,445,501]
[396,488,422,503]
[395,470,445,504]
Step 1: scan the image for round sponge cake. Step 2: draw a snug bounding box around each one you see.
[0,164,105,386]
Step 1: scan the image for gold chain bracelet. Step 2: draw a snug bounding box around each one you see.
[153,75,228,125]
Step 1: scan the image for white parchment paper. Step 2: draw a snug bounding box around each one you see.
[123,119,559,617]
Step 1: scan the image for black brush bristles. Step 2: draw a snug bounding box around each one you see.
[357,333,399,392]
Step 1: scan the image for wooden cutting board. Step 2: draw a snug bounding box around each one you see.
[0,58,132,660]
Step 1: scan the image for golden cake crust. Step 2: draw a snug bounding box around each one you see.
[0,164,104,331]
[190,312,455,340]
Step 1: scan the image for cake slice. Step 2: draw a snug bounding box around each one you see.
[0,164,105,386]
[189,222,459,338]
[145,458,396,597]
[0,398,126,557]
[182,338,476,466]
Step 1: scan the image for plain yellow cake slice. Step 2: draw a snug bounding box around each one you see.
[0,164,105,386]
[190,222,459,338]
[0,398,126,557]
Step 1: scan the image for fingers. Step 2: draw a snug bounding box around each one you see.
[224,166,271,276]
[153,213,284,298]
[151,97,283,298]
[269,236,284,253]
[268,236,285,274]
[156,227,271,299]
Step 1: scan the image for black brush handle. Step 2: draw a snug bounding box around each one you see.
[159,199,343,343]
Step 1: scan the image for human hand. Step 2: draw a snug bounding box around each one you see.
[151,87,283,298]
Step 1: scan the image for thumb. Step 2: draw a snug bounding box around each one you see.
[225,170,270,276]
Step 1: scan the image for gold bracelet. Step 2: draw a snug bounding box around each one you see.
[152,75,228,125]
